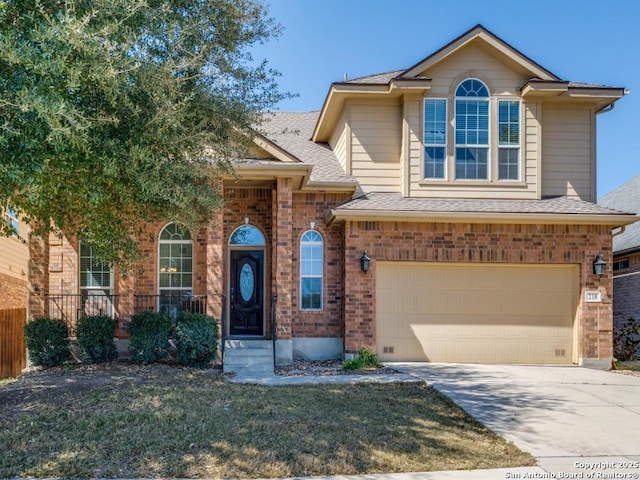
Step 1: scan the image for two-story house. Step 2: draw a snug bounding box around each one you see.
[29,25,636,370]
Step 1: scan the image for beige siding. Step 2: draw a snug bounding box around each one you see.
[404,44,538,199]
[376,262,577,364]
[0,218,29,281]
[350,102,402,193]
[542,105,594,200]
[422,44,529,97]
[329,110,348,174]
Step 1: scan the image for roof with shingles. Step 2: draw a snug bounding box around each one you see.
[337,193,631,216]
[599,176,640,254]
[251,111,357,185]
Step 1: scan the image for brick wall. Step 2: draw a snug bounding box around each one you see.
[0,273,27,310]
[290,192,352,338]
[343,221,614,362]
[612,251,640,332]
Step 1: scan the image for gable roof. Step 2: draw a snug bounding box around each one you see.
[599,176,640,254]
[313,24,626,142]
[240,111,357,189]
[400,24,559,81]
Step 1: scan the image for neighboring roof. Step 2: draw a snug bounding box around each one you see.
[599,176,640,254]
[247,111,357,187]
[328,193,637,226]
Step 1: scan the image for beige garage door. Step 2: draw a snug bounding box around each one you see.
[376,262,578,364]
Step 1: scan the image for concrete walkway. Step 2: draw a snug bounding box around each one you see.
[393,363,640,478]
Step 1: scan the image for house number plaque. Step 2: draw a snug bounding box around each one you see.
[584,291,602,303]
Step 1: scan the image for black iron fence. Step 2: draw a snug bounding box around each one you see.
[47,293,119,335]
[133,294,207,319]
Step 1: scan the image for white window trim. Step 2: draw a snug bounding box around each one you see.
[5,207,19,236]
[454,78,491,181]
[497,99,522,182]
[423,97,448,181]
[158,223,193,295]
[300,230,323,311]
[79,242,113,292]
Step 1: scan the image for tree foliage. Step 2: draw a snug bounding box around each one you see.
[0,0,285,267]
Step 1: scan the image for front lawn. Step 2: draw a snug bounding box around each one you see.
[0,363,534,478]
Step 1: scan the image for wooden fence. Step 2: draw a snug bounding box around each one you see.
[0,308,26,378]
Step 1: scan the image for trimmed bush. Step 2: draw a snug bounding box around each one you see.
[129,311,171,364]
[76,315,117,364]
[175,312,218,367]
[614,317,640,361]
[342,347,382,370]
[24,317,70,367]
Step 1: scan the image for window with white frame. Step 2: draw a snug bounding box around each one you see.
[498,100,520,180]
[79,242,114,316]
[158,223,193,318]
[455,79,490,180]
[80,243,113,293]
[423,98,447,179]
[5,207,18,236]
[300,230,323,310]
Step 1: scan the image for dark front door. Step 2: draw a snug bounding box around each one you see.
[230,250,264,336]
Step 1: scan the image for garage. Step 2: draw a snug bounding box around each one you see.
[376,262,578,364]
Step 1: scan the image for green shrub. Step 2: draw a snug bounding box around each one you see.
[129,311,171,364]
[76,315,117,364]
[342,348,382,370]
[23,318,69,367]
[175,312,218,367]
[614,317,640,361]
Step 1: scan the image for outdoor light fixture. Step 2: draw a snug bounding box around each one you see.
[360,251,371,273]
[593,254,606,276]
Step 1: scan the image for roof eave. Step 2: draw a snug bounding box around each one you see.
[312,80,431,143]
[326,209,638,227]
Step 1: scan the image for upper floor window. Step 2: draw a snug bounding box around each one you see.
[455,79,489,180]
[424,98,447,179]
[423,79,522,183]
[300,230,323,310]
[5,206,18,236]
[613,259,630,271]
[498,100,520,181]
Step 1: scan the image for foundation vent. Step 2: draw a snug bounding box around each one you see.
[383,346,394,354]
[555,348,566,357]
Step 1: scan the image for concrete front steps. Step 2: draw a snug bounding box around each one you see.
[223,339,274,375]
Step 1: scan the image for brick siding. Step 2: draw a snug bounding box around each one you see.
[0,273,27,310]
[343,221,614,361]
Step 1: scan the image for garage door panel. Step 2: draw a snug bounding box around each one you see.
[376,262,577,364]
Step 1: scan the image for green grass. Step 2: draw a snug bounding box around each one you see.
[0,364,534,478]
[616,360,640,371]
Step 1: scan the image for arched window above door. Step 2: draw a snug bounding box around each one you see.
[229,225,266,246]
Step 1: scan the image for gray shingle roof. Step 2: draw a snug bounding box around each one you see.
[254,112,357,185]
[343,70,405,84]
[599,176,640,254]
[337,193,630,216]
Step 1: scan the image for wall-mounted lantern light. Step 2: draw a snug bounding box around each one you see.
[360,251,371,273]
[593,254,606,276]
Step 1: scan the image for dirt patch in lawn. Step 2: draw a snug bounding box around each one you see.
[0,362,534,478]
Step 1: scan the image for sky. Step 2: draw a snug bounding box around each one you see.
[250,0,640,199]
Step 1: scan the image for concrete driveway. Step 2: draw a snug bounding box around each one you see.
[393,363,640,477]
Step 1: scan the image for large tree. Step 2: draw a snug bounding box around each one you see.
[0,0,285,268]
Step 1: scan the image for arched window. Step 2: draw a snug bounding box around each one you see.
[229,225,266,246]
[455,79,489,180]
[300,230,323,310]
[158,223,192,318]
